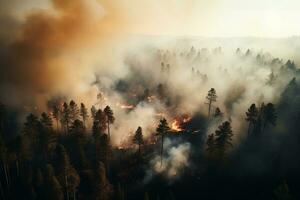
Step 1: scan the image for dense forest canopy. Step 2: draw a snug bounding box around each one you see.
[1,0,300,200]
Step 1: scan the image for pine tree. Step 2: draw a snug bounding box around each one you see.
[93,109,107,137]
[80,103,89,129]
[54,144,77,200]
[94,162,112,200]
[156,118,170,166]
[104,106,115,139]
[206,88,217,118]
[214,107,223,118]
[245,104,258,136]
[52,103,61,131]
[262,103,277,133]
[133,126,144,155]
[62,102,71,135]
[69,100,80,123]
[206,133,215,157]
[39,112,56,160]
[91,106,97,120]
[44,164,64,200]
[214,121,233,160]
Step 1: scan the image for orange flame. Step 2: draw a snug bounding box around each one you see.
[171,115,192,132]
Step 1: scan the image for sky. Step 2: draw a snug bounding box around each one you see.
[1,0,300,37]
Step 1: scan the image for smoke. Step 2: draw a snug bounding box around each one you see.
[1,0,300,148]
[145,138,191,180]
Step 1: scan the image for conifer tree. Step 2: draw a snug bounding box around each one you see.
[156,118,170,166]
[133,126,144,155]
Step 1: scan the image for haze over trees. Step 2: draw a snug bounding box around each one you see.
[0,46,299,200]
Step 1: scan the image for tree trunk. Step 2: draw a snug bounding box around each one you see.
[107,121,110,140]
[138,143,141,156]
[247,122,251,137]
[16,160,19,177]
[56,119,59,131]
[65,172,69,200]
[2,162,8,187]
[0,179,4,200]
[208,100,211,118]
[160,135,164,167]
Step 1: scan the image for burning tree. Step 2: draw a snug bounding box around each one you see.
[156,118,171,166]
[206,88,217,118]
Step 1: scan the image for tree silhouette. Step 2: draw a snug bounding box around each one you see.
[104,106,115,140]
[52,103,61,131]
[206,133,215,158]
[92,109,107,138]
[69,100,80,123]
[44,164,64,200]
[214,107,223,118]
[95,162,112,200]
[39,112,56,160]
[214,121,233,160]
[262,103,277,133]
[90,105,97,120]
[156,118,170,166]
[133,126,144,155]
[54,144,79,200]
[245,104,258,136]
[206,88,217,118]
[80,103,89,129]
[62,102,71,135]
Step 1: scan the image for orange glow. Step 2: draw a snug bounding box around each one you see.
[171,119,183,132]
[116,102,135,109]
[171,114,192,132]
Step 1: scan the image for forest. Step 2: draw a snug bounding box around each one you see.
[1,45,300,200]
[1,1,300,199]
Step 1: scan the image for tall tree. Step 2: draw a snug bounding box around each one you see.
[104,106,115,139]
[214,121,233,160]
[69,100,80,123]
[133,126,144,155]
[39,112,56,160]
[262,103,277,133]
[52,103,61,131]
[54,144,78,200]
[0,102,6,136]
[80,103,89,129]
[92,109,107,138]
[90,106,97,120]
[206,88,217,118]
[44,164,64,200]
[156,118,170,166]
[70,120,88,169]
[245,104,258,136]
[94,162,112,200]
[206,133,215,158]
[62,102,71,135]
[22,113,40,160]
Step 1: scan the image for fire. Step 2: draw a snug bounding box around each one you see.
[170,114,192,132]
[116,102,135,109]
[171,119,183,132]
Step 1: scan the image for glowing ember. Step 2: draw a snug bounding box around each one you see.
[171,114,192,132]
[171,119,183,132]
[116,102,135,109]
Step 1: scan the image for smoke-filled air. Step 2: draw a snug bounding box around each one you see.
[1,0,300,199]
